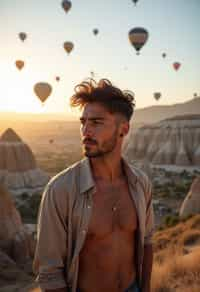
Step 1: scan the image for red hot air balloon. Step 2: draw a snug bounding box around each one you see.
[173,62,181,71]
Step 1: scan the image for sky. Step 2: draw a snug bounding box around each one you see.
[0,0,199,117]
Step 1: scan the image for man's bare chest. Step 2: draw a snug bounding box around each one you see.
[87,179,138,239]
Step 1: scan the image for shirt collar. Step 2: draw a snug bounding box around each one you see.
[79,156,137,195]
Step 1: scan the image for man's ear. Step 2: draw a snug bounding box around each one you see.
[120,121,129,137]
[123,121,129,136]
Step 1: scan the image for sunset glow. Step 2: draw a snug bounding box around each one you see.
[0,0,199,114]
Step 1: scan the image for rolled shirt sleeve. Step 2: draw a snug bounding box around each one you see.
[144,180,155,245]
[33,181,68,290]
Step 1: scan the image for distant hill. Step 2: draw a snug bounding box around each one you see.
[0,111,75,122]
[0,97,200,126]
[133,97,200,125]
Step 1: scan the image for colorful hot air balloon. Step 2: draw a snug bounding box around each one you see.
[132,0,139,5]
[15,60,24,70]
[128,27,148,55]
[19,32,27,42]
[34,82,52,103]
[93,28,99,36]
[173,62,181,71]
[63,41,74,54]
[56,76,60,82]
[61,0,72,13]
[154,92,161,101]
[162,53,166,58]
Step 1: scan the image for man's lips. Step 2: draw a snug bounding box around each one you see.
[82,139,96,145]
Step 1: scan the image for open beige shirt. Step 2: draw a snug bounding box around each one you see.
[33,157,155,291]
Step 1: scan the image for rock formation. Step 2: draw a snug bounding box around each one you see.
[125,115,200,166]
[0,183,32,265]
[179,177,200,218]
[0,128,49,193]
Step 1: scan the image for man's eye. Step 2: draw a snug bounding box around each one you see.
[93,121,102,124]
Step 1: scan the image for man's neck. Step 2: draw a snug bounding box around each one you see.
[89,156,125,183]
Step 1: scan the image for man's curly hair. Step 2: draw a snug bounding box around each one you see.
[70,79,135,121]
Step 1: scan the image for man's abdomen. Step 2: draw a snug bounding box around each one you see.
[77,231,136,292]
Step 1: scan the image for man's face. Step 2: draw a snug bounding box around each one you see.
[80,102,124,158]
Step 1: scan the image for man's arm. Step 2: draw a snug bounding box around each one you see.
[141,244,153,292]
[33,181,68,291]
[142,179,155,292]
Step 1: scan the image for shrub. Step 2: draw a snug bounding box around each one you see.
[164,215,180,227]
[17,192,42,223]
[20,192,29,200]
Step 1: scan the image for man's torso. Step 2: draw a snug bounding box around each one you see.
[77,175,138,292]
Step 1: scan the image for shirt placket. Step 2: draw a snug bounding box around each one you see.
[127,178,144,287]
[69,189,94,292]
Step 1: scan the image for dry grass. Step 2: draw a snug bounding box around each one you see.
[189,215,200,230]
[151,214,200,291]
[152,248,200,291]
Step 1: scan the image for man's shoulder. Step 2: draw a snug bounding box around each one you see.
[128,162,150,182]
[126,162,152,195]
[45,159,83,193]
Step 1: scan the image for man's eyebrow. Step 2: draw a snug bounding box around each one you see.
[80,117,105,121]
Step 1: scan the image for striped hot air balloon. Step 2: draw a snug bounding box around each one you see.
[128,27,149,55]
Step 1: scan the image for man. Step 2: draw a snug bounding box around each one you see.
[33,79,155,292]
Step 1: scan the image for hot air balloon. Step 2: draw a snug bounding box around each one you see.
[173,62,181,71]
[61,0,71,13]
[132,0,139,5]
[56,76,60,82]
[90,71,95,78]
[34,82,52,103]
[162,53,166,58]
[194,93,198,98]
[15,60,24,70]
[128,27,148,55]
[93,28,99,36]
[154,92,161,101]
[63,41,74,54]
[19,32,27,42]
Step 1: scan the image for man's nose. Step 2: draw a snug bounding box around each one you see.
[81,122,93,137]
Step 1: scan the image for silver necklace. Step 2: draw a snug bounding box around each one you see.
[111,197,120,212]
[112,205,117,212]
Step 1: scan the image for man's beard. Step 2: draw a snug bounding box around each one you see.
[82,129,118,158]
